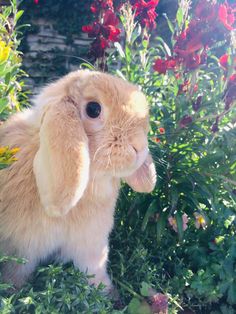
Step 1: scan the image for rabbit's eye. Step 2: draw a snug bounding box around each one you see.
[86,102,101,118]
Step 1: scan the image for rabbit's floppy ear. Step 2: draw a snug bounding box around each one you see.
[33,96,89,217]
[123,153,156,193]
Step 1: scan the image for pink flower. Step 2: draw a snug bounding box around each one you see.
[168,214,188,233]
[150,293,168,313]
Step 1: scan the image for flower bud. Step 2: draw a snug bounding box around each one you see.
[192,95,202,112]
[179,115,193,128]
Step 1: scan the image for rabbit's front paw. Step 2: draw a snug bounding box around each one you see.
[89,273,112,292]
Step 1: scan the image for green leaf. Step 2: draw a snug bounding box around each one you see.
[140,282,151,297]
[156,211,167,242]
[141,200,158,231]
[175,212,183,241]
[15,10,24,22]
[128,298,141,314]
[142,40,148,49]
[5,71,11,85]
[80,62,96,70]
[163,13,175,34]
[171,187,179,210]
[114,42,125,59]
[156,37,171,56]
[125,45,132,64]
[0,98,8,114]
[227,282,236,305]
[176,8,183,29]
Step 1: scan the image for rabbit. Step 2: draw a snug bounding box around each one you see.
[0,70,156,292]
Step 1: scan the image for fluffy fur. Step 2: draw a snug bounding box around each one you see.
[0,70,156,290]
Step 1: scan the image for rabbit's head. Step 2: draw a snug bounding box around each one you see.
[33,70,156,217]
[75,72,149,176]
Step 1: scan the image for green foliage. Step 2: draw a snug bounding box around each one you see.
[109,0,236,245]
[0,0,27,167]
[109,200,236,313]
[0,261,115,313]
[0,0,27,121]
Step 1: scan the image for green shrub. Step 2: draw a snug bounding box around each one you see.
[0,0,27,167]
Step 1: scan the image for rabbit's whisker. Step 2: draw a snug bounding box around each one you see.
[93,142,109,161]
[122,115,136,129]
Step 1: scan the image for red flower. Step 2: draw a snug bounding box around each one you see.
[82,3,120,61]
[219,54,236,71]
[82,23,101,37]
[183,53,201,70]
[167,59,177,69]
[218,3,236,31]
[172,1,235,72]
[90,0,114,14]
[90,37,110,58]
[100,37,109,49]
[103,9,119,26]
[229,73,236,82]
[83,10,120,42]
[159,127,165,134]
[153,58,168,74]
[34,0,39,3]
[103,10,121,41]
[219,54,229,70]
[132,0,159,29]
[153,58,177,74]
[185,34,204,54]
[90,4,97,14]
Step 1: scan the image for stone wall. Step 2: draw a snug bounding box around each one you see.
[22,18,92,93]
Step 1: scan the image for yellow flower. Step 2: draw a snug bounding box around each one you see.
[0,40,11,64]
[10,147,20,154]
[0,146,7,155]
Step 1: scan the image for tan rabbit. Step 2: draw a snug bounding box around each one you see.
[0,70,156,291]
